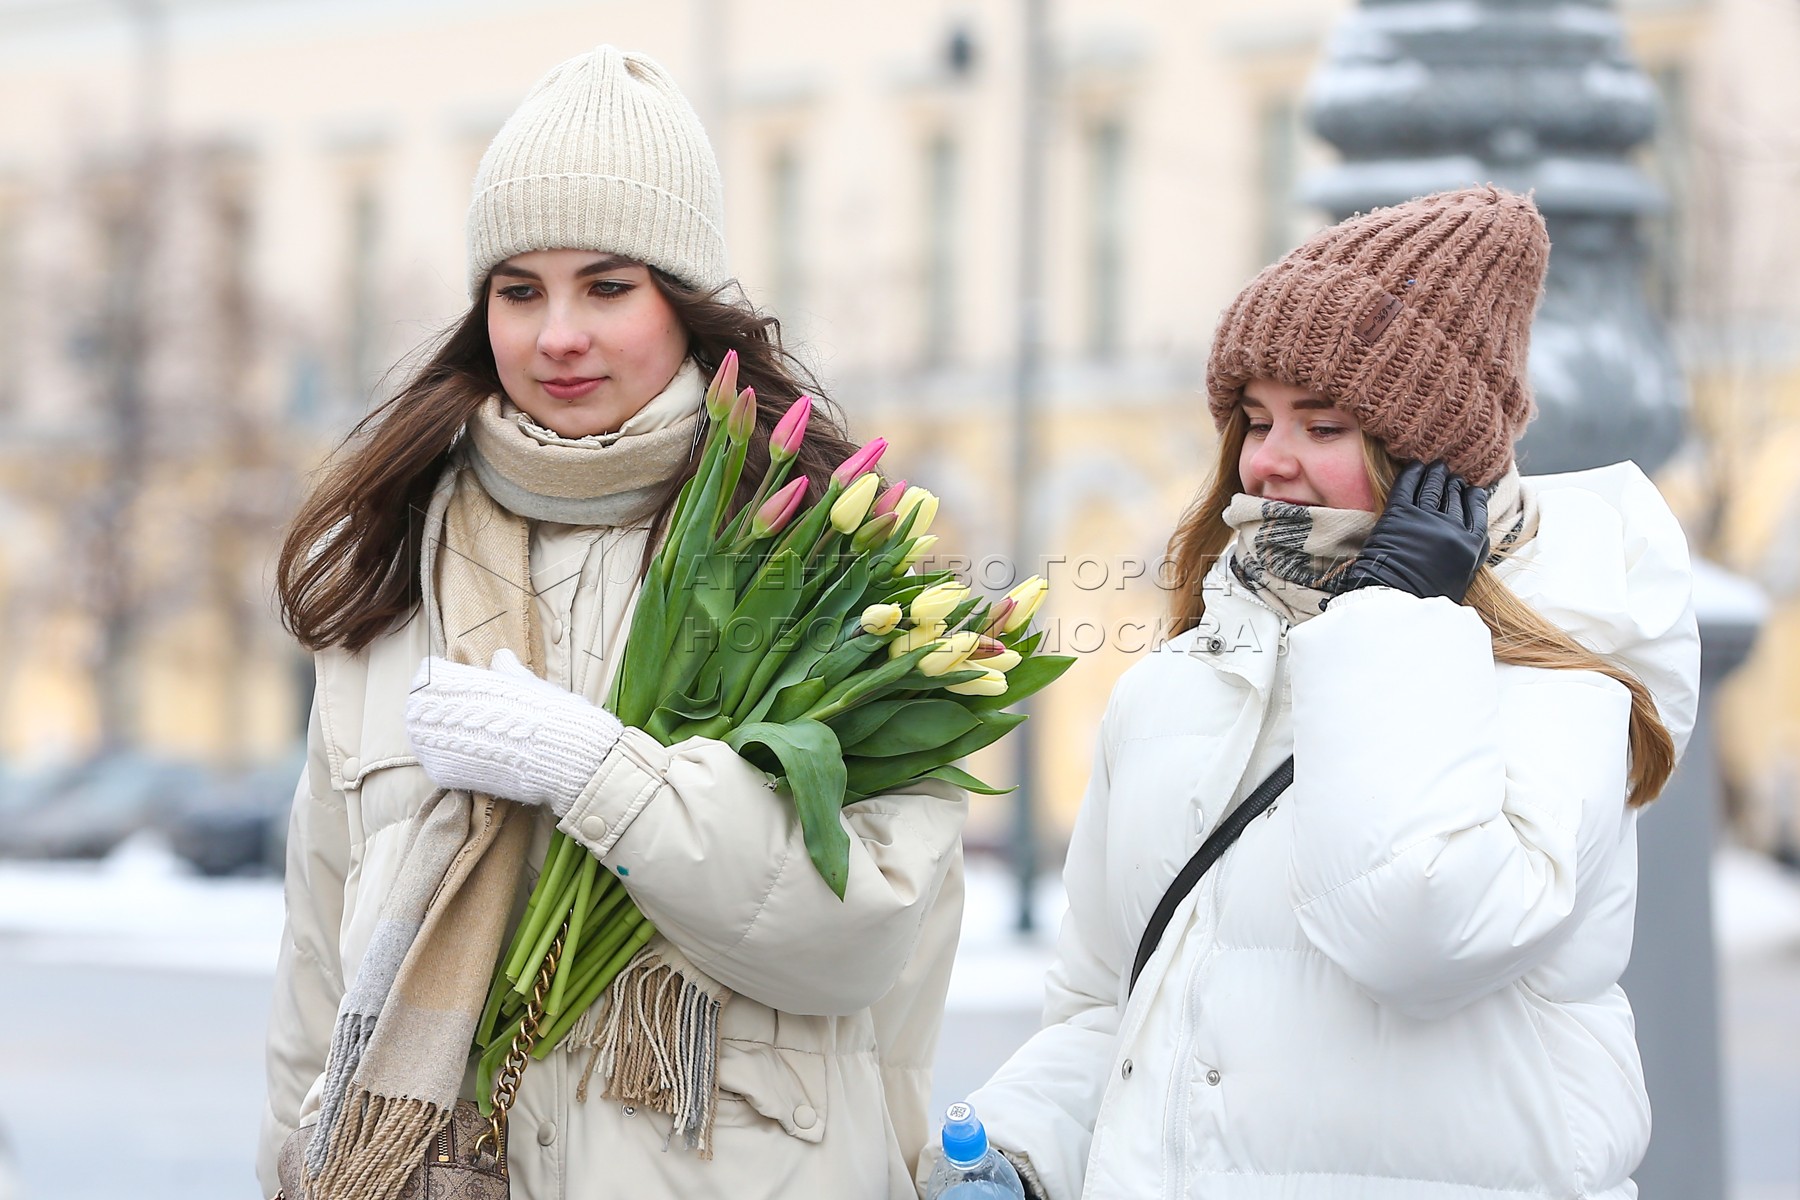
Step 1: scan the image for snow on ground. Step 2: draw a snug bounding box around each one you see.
[0,833,284,975]
[0,837,1795,1007]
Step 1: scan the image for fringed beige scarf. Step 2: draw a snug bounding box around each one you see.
[1225,465,1536,624]
[569,941,732,1157]
[308,360,733,1196]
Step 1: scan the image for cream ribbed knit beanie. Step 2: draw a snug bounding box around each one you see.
[466,45,729,297]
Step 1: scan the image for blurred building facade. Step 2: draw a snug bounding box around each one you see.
[0,0,1796,851]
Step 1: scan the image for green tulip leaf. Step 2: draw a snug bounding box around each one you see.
[836,699,982,757]
[964,654,1076,712]
[724,719,851,899]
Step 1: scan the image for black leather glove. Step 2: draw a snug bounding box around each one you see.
[1339,461,1490,603]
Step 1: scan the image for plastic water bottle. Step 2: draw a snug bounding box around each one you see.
[922,1101,1027,1199]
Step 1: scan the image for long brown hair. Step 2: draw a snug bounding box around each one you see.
[1165,404,1677,806]
[276,269,860,653]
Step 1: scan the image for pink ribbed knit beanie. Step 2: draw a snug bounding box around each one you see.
[1205,186,1549,487]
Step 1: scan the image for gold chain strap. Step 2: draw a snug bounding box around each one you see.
[474,919,568,1170]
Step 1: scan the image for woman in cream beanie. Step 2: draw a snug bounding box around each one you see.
[262,45,965,1200]
[947,187,1701,1199]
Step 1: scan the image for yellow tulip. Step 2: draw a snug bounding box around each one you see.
[859,603,903,636]
[896,486,940,537]
[908,580,969,627]
[947,667,1009,696]
[830,473,882,534]
[919,631,982,677]
[888,621,946,659]
[974,647,1021,673]
[1002,575,1049,634]
[898,535,939,572]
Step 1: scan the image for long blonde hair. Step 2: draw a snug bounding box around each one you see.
[1165,406,1676,806]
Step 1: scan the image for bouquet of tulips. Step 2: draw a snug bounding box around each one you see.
[474,353,1071,1086]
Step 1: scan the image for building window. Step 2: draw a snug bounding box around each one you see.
[1258,95,1302,267]
[1645,63,1691,322]
[1087,119,1127,358]
[769,144,803,319]
[0,196,20,415]
[345,177,380,404]
[923,131,960,365]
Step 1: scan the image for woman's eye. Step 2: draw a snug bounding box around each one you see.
[495,285,537,304]
[1311,425,1345,439]
[592,279,633,297]
[1246,423,1272,437]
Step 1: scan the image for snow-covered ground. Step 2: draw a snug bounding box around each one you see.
[0,835,1796,1000]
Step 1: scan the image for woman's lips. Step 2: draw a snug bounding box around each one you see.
[540,376,604,400]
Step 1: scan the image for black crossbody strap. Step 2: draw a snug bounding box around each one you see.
[1128,754,1295,995]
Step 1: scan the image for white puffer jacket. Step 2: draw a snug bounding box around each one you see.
[258,512,967,1199]
[967,463,1701,1200]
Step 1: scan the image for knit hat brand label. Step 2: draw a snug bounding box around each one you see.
[1353,293,1404,346]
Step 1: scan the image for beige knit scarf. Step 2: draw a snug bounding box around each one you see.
[306,362,726,1197]
[1224,465,1536,624]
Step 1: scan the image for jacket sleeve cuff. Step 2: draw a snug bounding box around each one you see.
[555,727,670,858]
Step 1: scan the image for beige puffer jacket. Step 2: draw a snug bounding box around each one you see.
[257,516,967,1199]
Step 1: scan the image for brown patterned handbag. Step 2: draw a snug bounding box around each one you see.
[274,923,568,1200]
[276,1099,508,1200]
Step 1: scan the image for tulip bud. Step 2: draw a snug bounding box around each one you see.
[832,438,889,486]
[920,631,981,677]
[859,603,903,636]
[895,535,939,574]
[972,645,1021,673]
[872,479,907,520]
[770,395,812,462]
[908,580,969,628]
[750,477,808,539]
[727,386,757,443]
[830,472,882,533]
[1003,576,1049,633]
[979,598,1017,638]
[896,487,939,537]
[704,350,740,421]
[888,620,946,659]
[947,667,1010,697]
[851,511,898,552]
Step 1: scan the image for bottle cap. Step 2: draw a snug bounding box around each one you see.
[940,1101,988,1168]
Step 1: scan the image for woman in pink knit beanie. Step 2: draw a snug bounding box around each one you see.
[946,186,1703,1200]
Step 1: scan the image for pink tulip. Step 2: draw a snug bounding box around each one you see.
[979,597,1017,638]
[751,477,808,538]
[872,479,907,520]
[969,635,1009,661]
[728,386,757,443]
[831,437,889,487]
[704,350,740,422]
[771,395,813,462]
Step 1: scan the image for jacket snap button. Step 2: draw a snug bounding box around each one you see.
[1206,1069,1221,1086]
[622,1104,636,1116]
[1121,1059,1134,1080]
[580,815,608,841]
[341,756,361,782]
[1204,636,1224,654]
[793,1104,817,1130]
[552,619,566,645]
[536,1121,556,1146]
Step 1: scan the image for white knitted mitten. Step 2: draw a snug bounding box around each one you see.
[404,649,623,817]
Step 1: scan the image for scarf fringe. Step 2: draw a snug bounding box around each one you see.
[306,1010,376,1176]
[311,1085,445,1200]
[567,948,726,1159]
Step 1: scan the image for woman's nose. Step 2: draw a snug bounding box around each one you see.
[1246,431,1298,484]
[537,306,591,359]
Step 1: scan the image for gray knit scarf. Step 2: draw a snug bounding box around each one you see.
[1224,465,1536,624]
